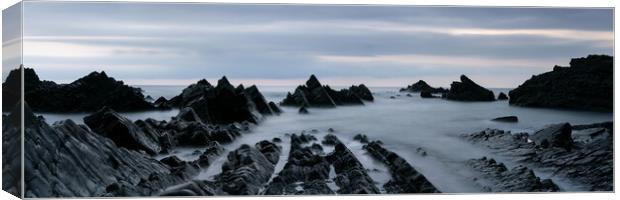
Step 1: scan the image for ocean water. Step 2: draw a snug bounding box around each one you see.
[38,86,613,193]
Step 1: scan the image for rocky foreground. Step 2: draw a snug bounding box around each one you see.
[462,122,613,191]
[509,55,612,111]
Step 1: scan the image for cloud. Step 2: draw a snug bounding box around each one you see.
[316,54,564,69]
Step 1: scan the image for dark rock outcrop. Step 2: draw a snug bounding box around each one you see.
[529,123,573,150]
[509,55,612,111]
[298,106,309,114]
[497,92,509,100]
[400,80,448,93]
[467,157,559,192]
[22,104,196,197]
[5,68,156,112]
[353,134,369,143]
[264,134,334,195]
[153,96,171,109]
[462,123,612,191]
[2,102,22,197]
[84,107,162,155]
[281,75,373,107]
[491,116,518,123]
[420,91,439,98]
[268,102,282,114]
[326,137,380,194]
[446,75,495,101]
[216,142,279,195]
[363,141,440,193]
[169,77,271,124]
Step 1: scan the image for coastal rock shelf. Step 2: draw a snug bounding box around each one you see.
[281,75,374,108]
[446,75,495,101]
[461,122,613,191]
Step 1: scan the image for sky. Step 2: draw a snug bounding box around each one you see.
[2,2,614,87]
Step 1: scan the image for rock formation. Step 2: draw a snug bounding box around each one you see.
[3,68,157,112]
[491,116,518,123]
[509,55,612,111]
[497,92,509,100]
[462,122,612,191]
[281,75,373,108]
[467,157,559,192]
[446,75,495,101]
[400,80,448,93]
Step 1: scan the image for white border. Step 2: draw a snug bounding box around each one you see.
[0,1,617,200]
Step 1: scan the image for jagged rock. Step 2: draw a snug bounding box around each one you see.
[509,55,612,111]
[268,102,282,114]
[462,123,612,191]
[400,80,448,93]
[6,68,156,112]
[176,107,202,123]
[446,75,495,101]
[272,137,282,143]
[22,104,196,197]
[255,140,282,165]
[84,107,161,155]
[263,134,333,195]
[491,116,518,123]
[353,134,369,143]
[245,85,275,115]
[326,137,380,194]
[170,77,265,124]
[281,75,373,107]
[197,141,225,167]
[2,102,22,197]
[363,141,440,193]
[299,106,309,114]
[530,123,573,150]
[497,92,509,100]
[216,143,278,195]
[153,96,171,109]
[467,157,559,192]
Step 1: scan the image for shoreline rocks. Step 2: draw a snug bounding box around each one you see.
[509,55,612,111]
[4,68,157,112]
[281,75,373,108]
[467,157,559,192]
[462,121,613,191]
[491,116,518,123]
[446,75,495,101]
[363,141,440,193]
[400,80,448,93]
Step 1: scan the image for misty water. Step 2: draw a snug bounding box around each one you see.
[38,86,613,193]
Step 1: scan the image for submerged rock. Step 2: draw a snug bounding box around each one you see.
[363,141,440,193]
[400,80,448,93]
[509,55,613,111]
[446,75,495,101]
[491,116,518,123]
[281,75,373,107]
[5,68,156,112]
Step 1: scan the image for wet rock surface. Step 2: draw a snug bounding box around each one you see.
[497,92,509,100]
[326,138,380,194]
[215,142,280,195]
[281,75,374,107]
[6,68,156,112]
[462,122,613,191]
[446,75,495,101]
[363,141,440,193]
[2,103,22,197]
[466,157,559,192]
[509,55,613,111]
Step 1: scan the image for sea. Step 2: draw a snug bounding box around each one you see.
[36,85,613,193]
